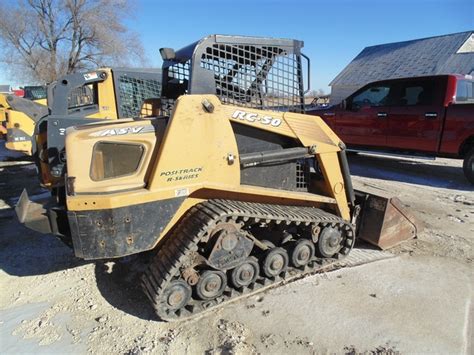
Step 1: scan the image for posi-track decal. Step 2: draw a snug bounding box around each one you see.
[231,110,282,127]
[160,167,203,182]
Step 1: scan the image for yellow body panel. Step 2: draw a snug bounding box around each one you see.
[65,95,351,248]
[82,68,118,120]
[4,111,35,154]
[0,94,39,155]
[2,68,120,156]
[1,94,47,153]
[0,95,8,136]
[34,98,47,106]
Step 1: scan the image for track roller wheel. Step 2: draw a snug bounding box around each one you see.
[290,239,315,267]
[195,270,227,300]
[161,280,192,311]
[262,247,289,278]
[230,257,259,288]
[317,225,345,258]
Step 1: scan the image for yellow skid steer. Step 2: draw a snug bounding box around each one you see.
[16,35,420,321]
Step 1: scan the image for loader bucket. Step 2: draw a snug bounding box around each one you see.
[15,189,53,234]
[355,188,422,250]
[16,189,72,242]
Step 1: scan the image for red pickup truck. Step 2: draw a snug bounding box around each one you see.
[308,74,474,184]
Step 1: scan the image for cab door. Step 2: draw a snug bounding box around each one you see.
[335,83,393,147]
[386,77,446,153]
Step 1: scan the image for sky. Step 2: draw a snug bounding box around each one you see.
[2,0,473,92]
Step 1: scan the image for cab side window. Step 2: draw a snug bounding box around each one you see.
[455,80,474,103]
[397,81,435,106]
[349,85,391,110]
[68,83,98,109]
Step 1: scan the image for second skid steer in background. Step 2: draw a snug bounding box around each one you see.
[16,35,421,321]
[0,92,48,154]
[34,67,162,188]
[1,69,162,160]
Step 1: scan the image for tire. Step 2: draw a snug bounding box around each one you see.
[463,147,474,184]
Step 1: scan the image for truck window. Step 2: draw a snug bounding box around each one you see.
[350,85,391,109]
[398,81,434,106]
[455,80,474,104]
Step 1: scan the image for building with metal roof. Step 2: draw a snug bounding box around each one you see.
[0,85,11,94]
[329,31,474,104]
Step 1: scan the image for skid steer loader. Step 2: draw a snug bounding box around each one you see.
[34,67,162,187]
[0,93,48,154]
[1,68,162,159]
[0,86,46,141]
[16,35,420,321]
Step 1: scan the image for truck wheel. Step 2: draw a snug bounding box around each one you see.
[463,147,474,184]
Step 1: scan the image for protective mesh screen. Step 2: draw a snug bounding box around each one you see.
[117,75,162,118]
[200,44,304,113]
[168,62,190,83]
[161,61,190,115]
[68,84,96,109]
[296,161,309,191]
[24,86,47,100]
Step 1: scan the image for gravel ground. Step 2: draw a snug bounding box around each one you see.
[0,143,472,354]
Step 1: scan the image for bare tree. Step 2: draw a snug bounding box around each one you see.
[0,0,145,83]
[306,88,327,98]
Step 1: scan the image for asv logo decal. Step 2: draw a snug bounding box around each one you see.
[90,126,144,137]
[232,110,282,127]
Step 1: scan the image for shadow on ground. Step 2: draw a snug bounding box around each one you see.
[348,154,472,191]
[0,147,84,276]
[94,258,157,321]
[0,146,157,320]
[0,150,85,276]
[0,210,86,276]
[0,163,44,208]
[0,206,156,320]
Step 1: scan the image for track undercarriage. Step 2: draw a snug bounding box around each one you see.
[141,199,355,321]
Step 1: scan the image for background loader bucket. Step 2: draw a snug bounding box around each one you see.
[354,186,422,250]
[15,189,53,234]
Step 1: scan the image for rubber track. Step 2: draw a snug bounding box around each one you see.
[141,199,355,321]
